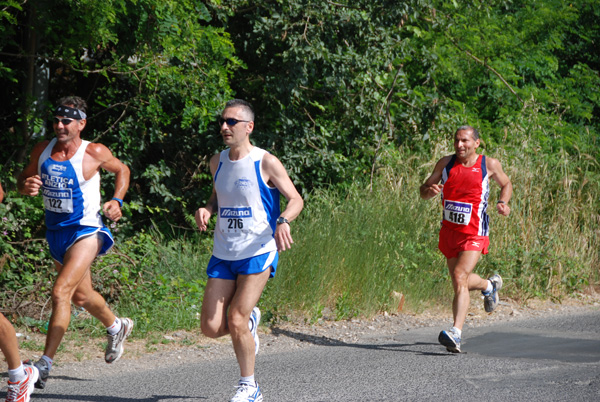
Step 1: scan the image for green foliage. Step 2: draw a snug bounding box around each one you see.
[0,0,240,233]
[1,0,599,338]
[260,134,599,322]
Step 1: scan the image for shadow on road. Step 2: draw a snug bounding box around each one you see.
[0,393,207,401]
[270,327,450,356]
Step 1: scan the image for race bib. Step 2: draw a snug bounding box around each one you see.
[219,207,253,233]
[43,187,74,213]
[443,200,472,225]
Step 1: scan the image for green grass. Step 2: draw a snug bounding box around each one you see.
[260,140,600,322]
[4,133,599,341]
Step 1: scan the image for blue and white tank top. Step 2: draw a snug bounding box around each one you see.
[212,147,280,260]
[38,138,103,230]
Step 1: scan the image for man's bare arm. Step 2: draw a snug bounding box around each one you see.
[419,156,450,200]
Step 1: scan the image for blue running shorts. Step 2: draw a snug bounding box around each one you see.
[46,225,114,265]
[207,251,279,280]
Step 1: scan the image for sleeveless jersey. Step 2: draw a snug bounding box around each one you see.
[38,138,104,230]
[440,154,490,236]
[212,147,280,260]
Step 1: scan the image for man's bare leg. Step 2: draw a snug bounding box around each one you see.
[228,269,270,377]
[0,314,21,369]
[46,234,118,359]
[447,250,488,331]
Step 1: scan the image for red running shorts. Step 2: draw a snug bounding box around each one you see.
[438,225,489,259]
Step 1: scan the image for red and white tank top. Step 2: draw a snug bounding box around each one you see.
[440,154,490,236]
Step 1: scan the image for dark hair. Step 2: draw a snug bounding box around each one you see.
[224,99,254,121]
[57,96,87,113]
[455,125,479,140]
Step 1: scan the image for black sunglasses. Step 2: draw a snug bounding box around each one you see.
[218,117,250,126]
[53,117,76,125]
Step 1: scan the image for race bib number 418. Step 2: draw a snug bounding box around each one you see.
[443,200,472,225]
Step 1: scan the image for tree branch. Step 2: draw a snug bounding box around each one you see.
[446,35,524,104]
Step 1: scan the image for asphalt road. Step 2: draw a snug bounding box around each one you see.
[3,309,599,401]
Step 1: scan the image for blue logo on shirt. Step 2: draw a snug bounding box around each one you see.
[444,200,472,213]
[220,207,252,218]
[235,178,252,190]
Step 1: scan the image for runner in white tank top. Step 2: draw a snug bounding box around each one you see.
[195,100,304,402]
[212,146,280,260]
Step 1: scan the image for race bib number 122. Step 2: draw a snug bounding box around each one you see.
[43,187,74,213]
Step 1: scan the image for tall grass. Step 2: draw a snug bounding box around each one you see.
[45,134,600,336]
[261,138,600,322]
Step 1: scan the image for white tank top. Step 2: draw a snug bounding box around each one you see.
[38,138,103,230]
[212,147,280,260]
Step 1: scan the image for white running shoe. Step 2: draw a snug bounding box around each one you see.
[249,307,261,356]
[5,365,39,402]
[230,382,263,402]
[482,274,503,313]
[105,317,134,363]
[438,329,461,353]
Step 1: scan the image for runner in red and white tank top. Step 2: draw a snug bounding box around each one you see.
[420,125,512,354]
[441,154,490,236]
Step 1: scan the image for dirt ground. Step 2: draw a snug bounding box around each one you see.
[3,289,599,372]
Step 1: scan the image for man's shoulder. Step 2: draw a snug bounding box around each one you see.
[33,139,51,151]
[84,142,112,157]
[436,154,455,167]
[484,155,503,170]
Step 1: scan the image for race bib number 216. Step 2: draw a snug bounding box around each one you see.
[219,207,252,233]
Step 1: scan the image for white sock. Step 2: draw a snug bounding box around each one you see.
[107,317,122,335]
[483,280,493,294]
[451,326,462,338]
[239,374,255,386]
[8,365,26,383]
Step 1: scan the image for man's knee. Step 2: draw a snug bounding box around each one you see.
[227,309,249,336]
[51,282,76,305]
[201,319,224,338]
[71,292,89,307]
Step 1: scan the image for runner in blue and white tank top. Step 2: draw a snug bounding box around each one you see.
[38,137,114,261]
[212,146,280,261]
[18,96,133,387]
[195,99,304,402]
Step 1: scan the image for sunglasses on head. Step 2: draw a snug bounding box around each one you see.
[53,117,76,125]
[218,117,250,126]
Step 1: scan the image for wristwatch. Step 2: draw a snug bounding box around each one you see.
[276,216,290,225]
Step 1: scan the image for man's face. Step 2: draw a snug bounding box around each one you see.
[454,129,480,159]
[219,106,253,146]
[53,111,85,143]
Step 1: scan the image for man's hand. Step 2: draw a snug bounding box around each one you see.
[103,200,122,222]
[20,175,43,196]
[195,208,212,231]
[496,202,511,216]
[274,222,294,252]
[422,183,444,199]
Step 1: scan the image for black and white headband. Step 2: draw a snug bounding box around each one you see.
[54,105,87,120]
